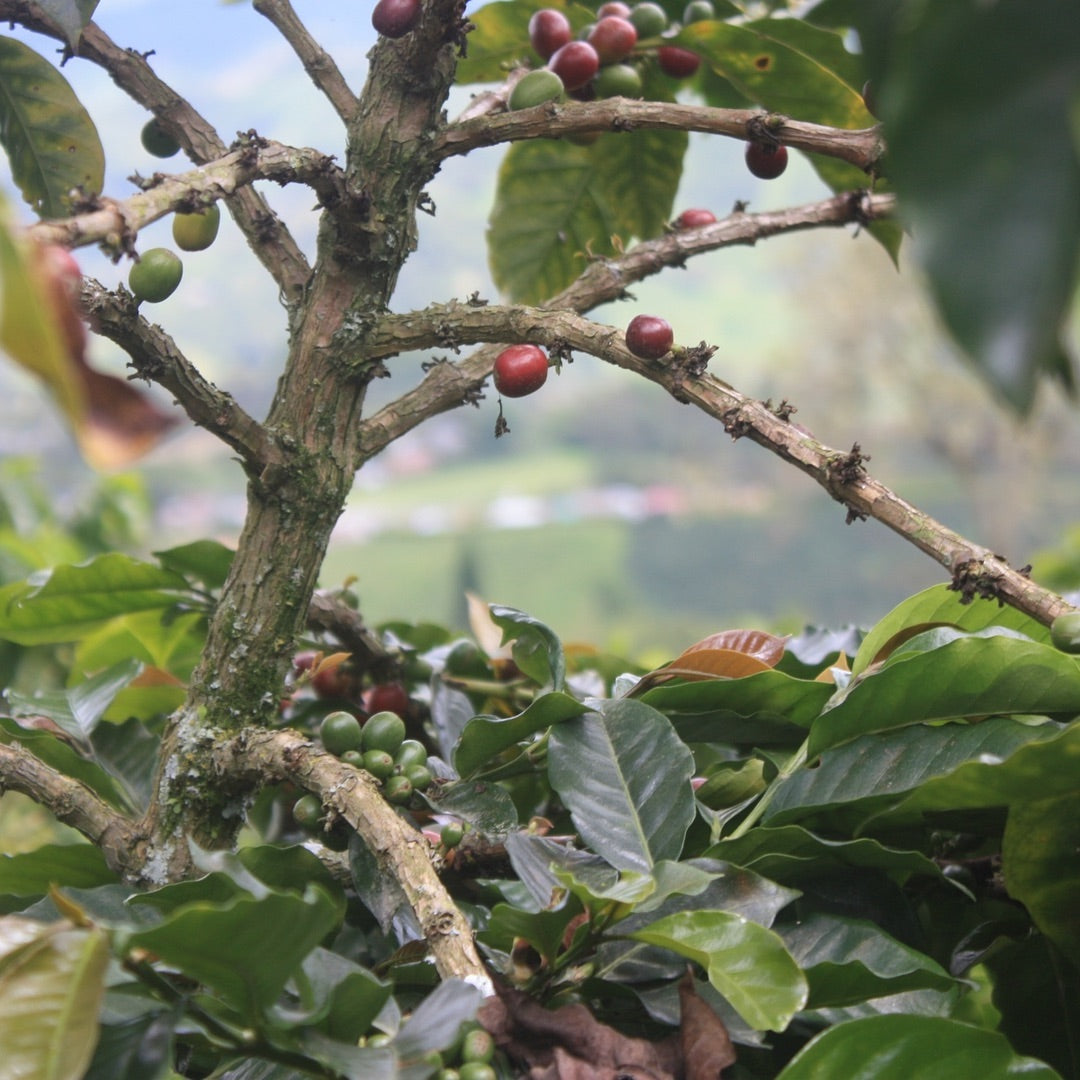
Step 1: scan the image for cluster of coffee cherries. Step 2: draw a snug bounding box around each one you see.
[512,0,716,110]
[513,1,789,179]
[129,120,224,303]
[362,1022,499,1080]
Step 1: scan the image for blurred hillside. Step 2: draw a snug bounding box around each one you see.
[1,3,1078,656]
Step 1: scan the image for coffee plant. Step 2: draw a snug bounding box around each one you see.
[0,1,1077,1078]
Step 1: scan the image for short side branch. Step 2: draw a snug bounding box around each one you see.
[253,0,359,121]
[216,727,492,991]
[0,742,140,875]
[83,279,281,471]
[28,142,342,253]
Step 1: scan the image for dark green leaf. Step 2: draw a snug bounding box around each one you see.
[548,698,695,871]
[394,978,482,1062]
[632,909,807,1031]
[153,540,234,591]
[0,36,104,216]
[84,1011,176,1080]
[0,843,115,897]
[809,633,1080,757]
[779,913,958,1009]
[1002,792,1080,968]
[423,777,519,836]
[765,716,1074,830]
[89,717,159,811]
[504,832,615,910]
[128,885,342,1014]
[348,833,422,940]
[481,902,583,962]
[707,826,942,886]
[490,605,565,689]
[849,1,1080,411]
[0,554,191,645]
[454,690,587,778]
[774,1014,1063,1080]
[287,948,390,1044]
[641,670,831,746]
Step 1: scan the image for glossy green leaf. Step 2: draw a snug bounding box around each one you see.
[809,633,1080,757]
[780,913,958,1008]
[83,1011,176,1080]
[0,36,105,217]
[490,604,565,689]
[7,657,141,742]
[677,19,872,129]
[128,885,341,1014]
[1002,792,1080,968]
[422,776,520,836]
[633,909,807,1031]
[394,978,482,1062]
[861,1,1080,411]
[152,539,234,591]
[0,554,191,645]
[0,918,109,1080]
[488,113,685,303]
[288,948,391,1043]
[454,690,587,777]
[481,902,583,962]
[708,825,941,885]
[851,585,1051,678]
[767,716,1077,829]
[548,698,695,871]
[504,832,615,910]
[643,668,830,740]
[0,843,115,897]
[775,1014,1063,1080]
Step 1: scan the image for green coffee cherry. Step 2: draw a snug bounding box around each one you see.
[462,1028,494,1065]
[384,774,413,805]
[362,748,396,780]
[292,794,322,832]
[320,711,364,756]
[1050,611,1080,653]
[128,248,183,303]
[404,763,433,792]
[509,68,565,110]
[362,710,406,755]
[172,203,221,252]
[395,739,428,770]
[140,118,180,158]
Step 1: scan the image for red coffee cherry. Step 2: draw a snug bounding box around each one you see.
[372,0,421,39]
[625,315,674,360]
[676,208,717,228]
[493,345,549,397]
[657,45,701,78]
[587,16,638,64]
[745,141,788,179]
[529,8,573,60]
[548,41,601,91]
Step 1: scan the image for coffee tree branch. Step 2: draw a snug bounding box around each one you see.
[252,0,360,122]
[214,727,492,988]
[436,99,884,173]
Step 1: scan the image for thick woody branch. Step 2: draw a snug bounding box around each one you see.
[83,279,281,471]
[28,142,343,253]
[215,727,492,991]
[0,3,312,303]
[437,99,884,174]
[0,742,140,875]
[253,0,359,122]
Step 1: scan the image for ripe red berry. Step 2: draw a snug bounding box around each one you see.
[745,140,788,179]
[657,45,700,78]
[548,41,601,92]
[493,344,549,398]
[675,208,717,228]
[529,8,573,60]
[597,1,632,16]
[372,0,421,39]
[363,681,411,718]
[587,16,638,64]
[625,315,674,360]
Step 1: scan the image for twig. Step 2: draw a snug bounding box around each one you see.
[82,278,281,472]
[28,142,343,253]
[253,0,359,122]
[0,742,139,875]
